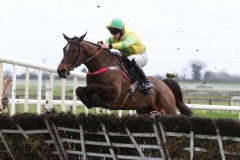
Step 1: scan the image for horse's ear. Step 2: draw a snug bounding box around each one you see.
[63,33,70,41]
[78,32,87,42]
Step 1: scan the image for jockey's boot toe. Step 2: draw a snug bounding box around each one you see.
[145,81,153,89]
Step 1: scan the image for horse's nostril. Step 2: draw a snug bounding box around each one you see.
[58,69,65,74]
[57,69,68,79]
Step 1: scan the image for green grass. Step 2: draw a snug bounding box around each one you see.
[13,84,74,99]
[193,110,239,119]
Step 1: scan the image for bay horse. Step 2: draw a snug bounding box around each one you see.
[57,32,193,116]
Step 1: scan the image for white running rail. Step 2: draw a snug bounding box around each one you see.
[0,56,240,118]
[0,56,86,115]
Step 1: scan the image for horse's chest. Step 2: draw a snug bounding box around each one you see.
[88,78,109,84]
[87,74,118,84]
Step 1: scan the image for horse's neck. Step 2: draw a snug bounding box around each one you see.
[83,42,113,72]
[85,57,106,72]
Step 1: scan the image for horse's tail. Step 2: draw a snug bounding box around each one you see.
[162,79,194,117]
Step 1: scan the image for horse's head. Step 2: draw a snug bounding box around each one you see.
[57,32,87,78]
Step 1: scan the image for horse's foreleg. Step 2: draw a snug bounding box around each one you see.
[75,87,93,108]
[76,86,111,109]
[91,93,110,109]
[88,84,120,102]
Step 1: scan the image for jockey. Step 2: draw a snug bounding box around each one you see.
[100,18,153,90]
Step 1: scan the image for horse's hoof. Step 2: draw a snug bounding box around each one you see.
[150,110,166,120]
[149,111,159,120]
[159,109,166,115]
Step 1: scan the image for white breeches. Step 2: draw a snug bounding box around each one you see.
[127,52,148,67]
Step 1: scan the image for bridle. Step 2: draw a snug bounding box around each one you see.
[61,40,103,71]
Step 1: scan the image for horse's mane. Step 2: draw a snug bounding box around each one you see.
[84,40,115,55]
[70,36,113,54]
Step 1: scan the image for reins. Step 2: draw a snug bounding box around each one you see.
[96,47,104,56]
[82,47,103,64]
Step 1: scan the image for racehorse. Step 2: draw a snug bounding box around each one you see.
[57,32,193,116]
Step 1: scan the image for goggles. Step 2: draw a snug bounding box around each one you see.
[108,28,120,35]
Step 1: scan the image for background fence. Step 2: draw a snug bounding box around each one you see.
[1,55,240,117]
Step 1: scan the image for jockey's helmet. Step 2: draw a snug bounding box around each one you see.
[107,18,125,34]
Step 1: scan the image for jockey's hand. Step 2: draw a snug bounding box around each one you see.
[100,43,109,49]
[97,41,103,45]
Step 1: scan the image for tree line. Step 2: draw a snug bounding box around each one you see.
[155,60,240,83]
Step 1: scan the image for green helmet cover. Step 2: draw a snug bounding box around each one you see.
[107,18,125,30]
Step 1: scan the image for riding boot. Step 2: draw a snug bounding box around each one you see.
[131,59,153,90]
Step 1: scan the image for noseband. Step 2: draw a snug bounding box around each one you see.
[61,40,103,71]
